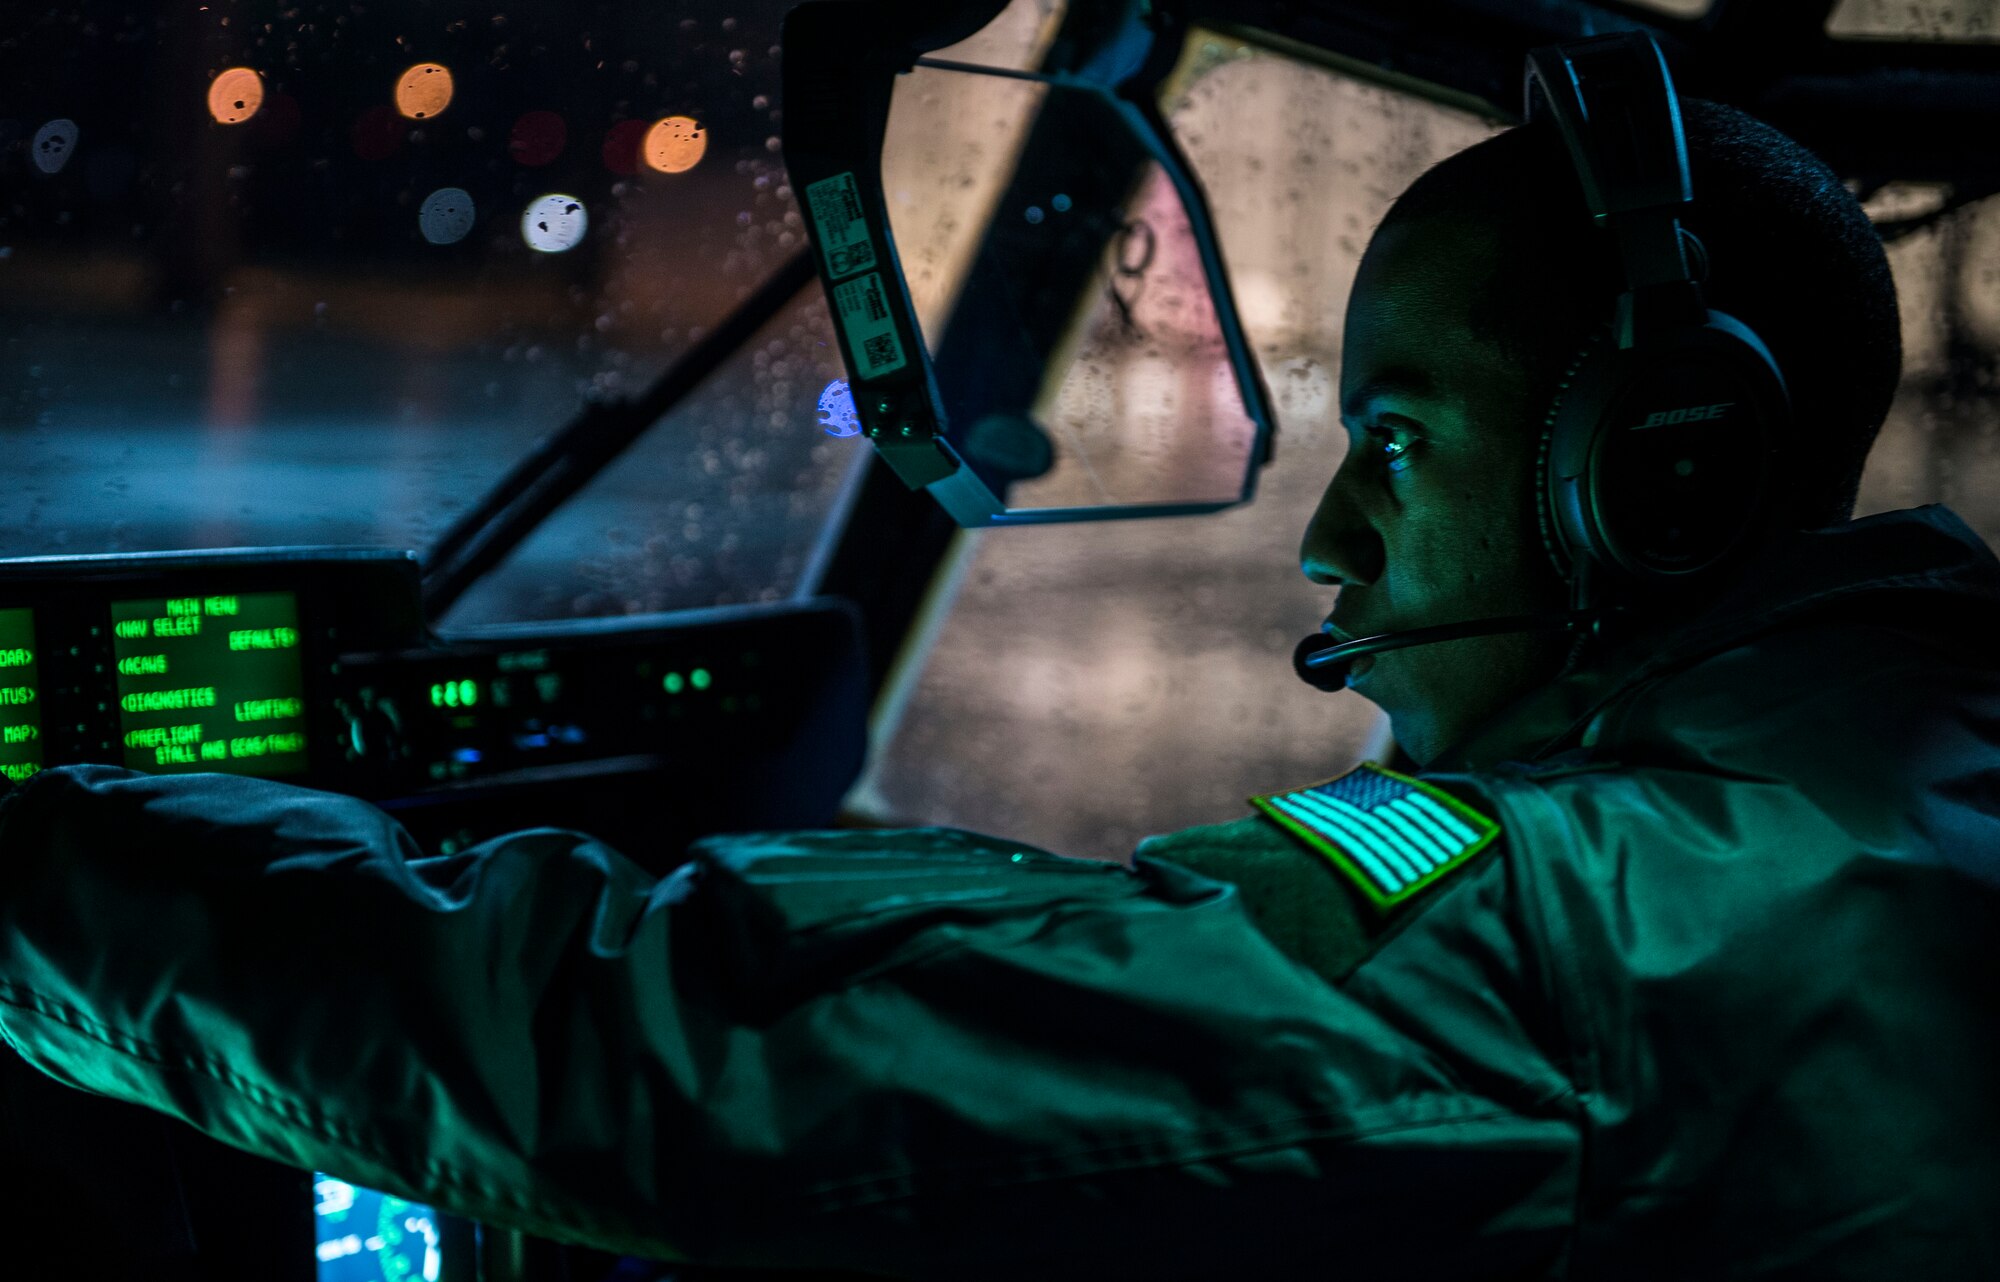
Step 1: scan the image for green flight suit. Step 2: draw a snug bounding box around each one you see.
[1,504,1996,1278]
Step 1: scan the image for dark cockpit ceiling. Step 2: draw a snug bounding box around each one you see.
[1199,0,2000,192]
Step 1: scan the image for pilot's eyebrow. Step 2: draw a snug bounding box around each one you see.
[1340,369,1438,420]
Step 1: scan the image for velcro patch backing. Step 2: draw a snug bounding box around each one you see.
[1249,763,1499,911]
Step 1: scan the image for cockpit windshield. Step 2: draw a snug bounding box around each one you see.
[3,0,1997,855]
[1,0,856,626]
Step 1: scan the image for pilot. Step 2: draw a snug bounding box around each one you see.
[2,74,1998,1282]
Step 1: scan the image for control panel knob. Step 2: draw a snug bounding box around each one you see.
[337,691,405,763]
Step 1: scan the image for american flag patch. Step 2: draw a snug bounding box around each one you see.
[1249,763,1499,909]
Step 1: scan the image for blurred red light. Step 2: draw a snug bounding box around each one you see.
[601,118,646,176]
[509,111,566,167]
[352,104,404,160]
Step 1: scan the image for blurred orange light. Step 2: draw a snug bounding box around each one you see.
[207,68,265,125]
[643,116,707,174]
[395,63,454,120]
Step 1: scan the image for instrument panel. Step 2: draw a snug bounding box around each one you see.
[0,546,871,856]
[0,545,877,1279]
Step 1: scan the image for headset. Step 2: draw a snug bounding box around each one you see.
[1296,30,1793,691]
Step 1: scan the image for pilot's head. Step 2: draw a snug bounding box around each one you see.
[1300,99,1902,766]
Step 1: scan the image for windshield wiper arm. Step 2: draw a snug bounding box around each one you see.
[421,249,818,620]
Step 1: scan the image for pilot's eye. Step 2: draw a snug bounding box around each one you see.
[1365,424,1417,474]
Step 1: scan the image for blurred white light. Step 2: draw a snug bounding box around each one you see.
[521,194,587,253]
[32,119,78,174]
[418,187,475,245]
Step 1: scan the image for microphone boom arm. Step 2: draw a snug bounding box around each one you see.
[1295,610,1612,691]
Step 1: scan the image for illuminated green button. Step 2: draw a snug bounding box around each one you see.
[430,678,481,709]
[691,668,711,690]
[663,672,684,694]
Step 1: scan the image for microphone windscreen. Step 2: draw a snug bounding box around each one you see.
[1293,633,1349,692]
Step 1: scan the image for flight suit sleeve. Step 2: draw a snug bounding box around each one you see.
[0,765,1580,1280]
[1132,815,1383,983]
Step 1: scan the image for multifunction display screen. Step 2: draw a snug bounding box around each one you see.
[111,591,309,777]
[0,608,42,783]
[314,1174,444,1282]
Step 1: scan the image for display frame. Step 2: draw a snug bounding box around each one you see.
[0,547,422,788]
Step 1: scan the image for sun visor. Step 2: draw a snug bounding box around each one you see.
[782,0,1276,526]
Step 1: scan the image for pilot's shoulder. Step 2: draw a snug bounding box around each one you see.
[1246,761,1506,916]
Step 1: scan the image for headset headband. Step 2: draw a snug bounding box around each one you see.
[1524,34,1700,305]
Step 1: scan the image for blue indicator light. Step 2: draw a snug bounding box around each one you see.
[1024,205,1044,224]
[1052,193,1072,212]
[817,379,861,437]
[450,748,482,764]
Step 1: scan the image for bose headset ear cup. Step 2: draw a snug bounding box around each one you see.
[1548,309,1791,587]
[1522,33,1795,603]
[1535,324,1616,585]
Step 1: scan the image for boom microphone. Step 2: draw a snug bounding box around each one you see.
[1293,610,1611,692]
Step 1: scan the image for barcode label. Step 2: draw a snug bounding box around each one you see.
[805,172,879,280]
[832,273,907,379]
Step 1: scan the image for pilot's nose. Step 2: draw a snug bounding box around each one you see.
[1299,458,1383,588]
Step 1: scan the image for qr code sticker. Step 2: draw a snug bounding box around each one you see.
[833,272,907,379]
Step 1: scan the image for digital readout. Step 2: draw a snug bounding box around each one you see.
[111,591,309,777]
[0,608,42,783]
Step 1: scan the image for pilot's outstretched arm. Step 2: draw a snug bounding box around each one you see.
[0,764,1578,1279]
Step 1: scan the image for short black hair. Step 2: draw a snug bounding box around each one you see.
[1380,98,1901,529]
